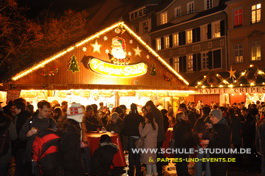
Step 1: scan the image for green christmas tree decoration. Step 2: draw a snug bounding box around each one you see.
[68,55,80,73]
[150,64,156,76]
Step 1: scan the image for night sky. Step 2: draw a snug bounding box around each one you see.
[18,0,143,18]
[18,0,105,17]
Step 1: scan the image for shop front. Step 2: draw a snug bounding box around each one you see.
[2,22,193,111]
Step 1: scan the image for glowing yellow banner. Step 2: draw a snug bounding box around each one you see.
[89,58,147,77]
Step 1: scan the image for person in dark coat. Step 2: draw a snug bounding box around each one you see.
[91,134,118,176]
[19,100,57,175]
[241,108,256,149]
[0,112,17,176]
[58,119,82,176]
[178,103,197,128]
[123,103,144,176]
[161,109,169,132]
[208,110,230,176]
[256,118,265,176]
[229,108,242,161]
[12,100,32,176]
[83,105,102,132]
[194,106,211,176]
[106,112,123,135]
[173,112,194,176]
[145,100,165,176]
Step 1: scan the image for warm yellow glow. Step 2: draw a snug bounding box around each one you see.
[223,80,229,84]
[263,82,265,85]
[258,70,264,75]
[219,85,223,88]
[89,58,147,77]
[201,85,206,88]
[12,21,189,86]
[250,83,255,86]
[240,84,243,86]
[204,75,206,78]
[241,72,245,76]
[197,82,201,85]
[250,64,254,67]
[228,84,234,88]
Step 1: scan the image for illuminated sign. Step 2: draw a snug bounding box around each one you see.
[89,58,147,77]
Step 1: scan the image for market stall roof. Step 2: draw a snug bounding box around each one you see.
[9,21,189,90]
[195,65,265,89]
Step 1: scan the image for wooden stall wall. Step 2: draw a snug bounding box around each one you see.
[11,25,188,90]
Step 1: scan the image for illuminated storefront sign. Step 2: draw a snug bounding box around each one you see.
[89,58,147,77]
[197,87,265,94]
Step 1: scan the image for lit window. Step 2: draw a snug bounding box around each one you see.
[212,21,220,38]
[201,52,208,70]
[156,38,161,50]
[187,1,195,14]
[251,41,261,61]
[175,6,181,17]
[164,35,170,48]
[161,11,168,25]
[234,9,243,27]
[205,0,213,10]
[173,57,180,72]
[252,3,261,24]
[187,55,193,72]
[234,44,243,62]
[173,33,179,47]
[200,25,208,41]
[186,29,192,44]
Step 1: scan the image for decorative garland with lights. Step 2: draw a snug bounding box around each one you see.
[196,65,265,88]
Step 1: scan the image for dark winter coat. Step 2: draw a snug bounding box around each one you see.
[173,119,195,150]
[91,143,118,176]
[123,112,144,137]
[242,113,256,148]
[84,117,102,132]
[0,115,17,164]
[208,118,230,158]
[12,110,31,150]
[106,119,123,135]
[59,126,82,176]
[162,114,169,132]
[231,115,242,146]
[19,113,57,162]
[256,118,265,156]
[194,115,211,143]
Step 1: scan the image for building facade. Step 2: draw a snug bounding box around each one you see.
[150,0,228,85]
[226,0,264,71]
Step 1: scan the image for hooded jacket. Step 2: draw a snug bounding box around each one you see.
[91,142,118,176]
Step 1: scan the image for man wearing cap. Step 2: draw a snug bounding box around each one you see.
[208,109,230,176]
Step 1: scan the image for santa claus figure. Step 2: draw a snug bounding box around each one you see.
[109,37,130,65]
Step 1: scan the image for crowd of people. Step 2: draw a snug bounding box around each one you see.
[0,98,264,176]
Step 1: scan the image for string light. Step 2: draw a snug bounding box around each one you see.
[12,21,189,85]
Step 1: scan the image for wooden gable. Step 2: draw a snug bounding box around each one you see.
[10,22,189,90]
